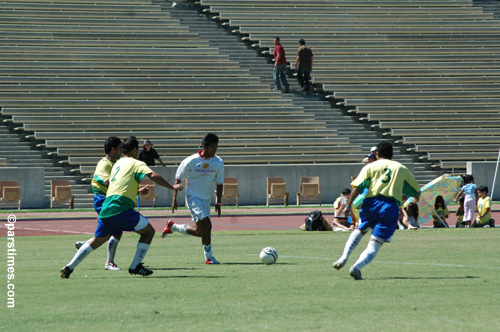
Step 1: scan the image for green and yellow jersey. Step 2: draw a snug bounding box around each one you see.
[351,159,419,206]
[91,157,116,195]
[100,157,152,219]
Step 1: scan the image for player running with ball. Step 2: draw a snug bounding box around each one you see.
[332,141,420,280]
[162,133,224,264]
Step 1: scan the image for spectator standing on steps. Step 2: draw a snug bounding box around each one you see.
[295,39,313,94]
[138,139,166,167]
[273,37,290,93]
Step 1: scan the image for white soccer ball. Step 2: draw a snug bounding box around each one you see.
[260,247,278,265]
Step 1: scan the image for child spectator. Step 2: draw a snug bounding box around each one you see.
[432,195,449,228]
[454,174,478,227]
[332,188,357,231]
[455,197,466,228]
[401,202,420,229]
[471,186,495,228]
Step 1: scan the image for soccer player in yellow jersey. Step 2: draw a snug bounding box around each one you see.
[333,141,420,280]
[61,136,183,278]
[75,137,123,271]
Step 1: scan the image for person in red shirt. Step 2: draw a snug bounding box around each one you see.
[273,37,290,92]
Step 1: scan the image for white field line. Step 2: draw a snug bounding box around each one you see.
[16,227,90,234]
[248,254,500,270]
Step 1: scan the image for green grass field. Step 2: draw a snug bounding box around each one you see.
[2,229,500,331]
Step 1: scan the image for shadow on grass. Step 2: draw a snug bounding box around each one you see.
[150,267,200,271]
[223,262,296,265]
[376,276,480,280]
[148,275,225,279]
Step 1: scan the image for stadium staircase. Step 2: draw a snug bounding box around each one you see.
[3,0,499,207]
[196,0,500,175]
[0,122,90,207]
[156,0,444,185]
[0,0,358,208]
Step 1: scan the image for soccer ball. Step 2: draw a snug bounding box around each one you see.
[260,247,278,265]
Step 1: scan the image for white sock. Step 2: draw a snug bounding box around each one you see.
[203,244,212,260]
[339,229,363,261]
[352,240,383,270]
[172,223,188,235]
[130,242,150,270]
[107,236,120,263]
[67,242,93,270]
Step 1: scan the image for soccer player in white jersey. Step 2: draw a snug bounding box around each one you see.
[332,141,420,280]
[60,136,183,278]
[162,133,224,264]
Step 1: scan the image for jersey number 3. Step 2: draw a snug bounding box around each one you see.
[381,168,392,184]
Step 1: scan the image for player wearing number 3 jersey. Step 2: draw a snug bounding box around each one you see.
[332,141,420,280]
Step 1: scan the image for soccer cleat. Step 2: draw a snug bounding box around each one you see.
[332,258,347,270]
[161,220,175,238]
[349,266,363,280]
[60,266,73,279]
[129,263,153,276]
[105,262,121,271]
[75,241,85,250]
[205,257,220,265]
[489,219,495,228]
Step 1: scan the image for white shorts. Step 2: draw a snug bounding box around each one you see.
[185,195,211,222]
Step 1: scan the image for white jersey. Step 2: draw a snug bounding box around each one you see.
[175,151,224,200]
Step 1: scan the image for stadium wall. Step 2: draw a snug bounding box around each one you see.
[0,167,45,208]
[467,161,500,200]
[152,163,414,206]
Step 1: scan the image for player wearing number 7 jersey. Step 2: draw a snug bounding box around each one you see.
[60,136,183,278]
[332,141,420,280]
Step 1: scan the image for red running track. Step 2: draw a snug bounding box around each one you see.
[3,214,308,237]
[2,212,499,237]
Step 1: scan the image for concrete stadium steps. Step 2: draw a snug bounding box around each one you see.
[197,0,500,175]
[0,123,90,208]
[1,0,364,207]
[162,1,443,185]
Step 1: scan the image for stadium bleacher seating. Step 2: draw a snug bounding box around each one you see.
[201,0,500,172]
[4,0,500,206]
[0,0,366,206]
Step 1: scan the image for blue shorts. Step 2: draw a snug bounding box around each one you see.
[95,209,149,238]
[94,194,106,214]
[358,196,399,242]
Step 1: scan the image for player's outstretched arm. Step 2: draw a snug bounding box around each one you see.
[147,172,183,191]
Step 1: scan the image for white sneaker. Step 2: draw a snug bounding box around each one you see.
[105,262,121,271]
[349,266,363,280]
[332,258,347,270]
[75,241,85,250]
[171,1,177,7]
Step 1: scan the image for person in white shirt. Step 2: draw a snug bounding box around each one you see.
[162,133,224,264]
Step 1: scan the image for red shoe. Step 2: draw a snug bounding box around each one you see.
[205,257,220,264]
[161,220,174,238]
